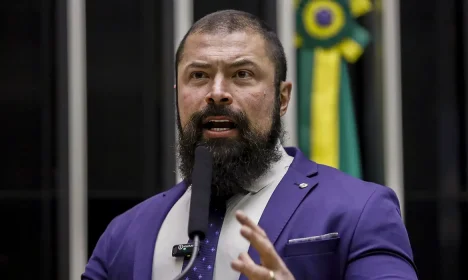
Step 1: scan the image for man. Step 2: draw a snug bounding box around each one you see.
[83,10,418,280]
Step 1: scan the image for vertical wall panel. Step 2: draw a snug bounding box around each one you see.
[401,0,466,279]
[351,11,385,186]
[382,0,405,215]
[277,0,297,147]
[142,0,158,197]
[160,0,176,190]
[434,0,462,277]
[461,0,468,277]
[57,0,70,277]
[86,0,175,257]
[174,0,193,184]
[39,0,55,278]
[461,0,468,194]
[0,1,59,279]
[400,0,442,277]
[86,0,148,254]
[68,0,88,277]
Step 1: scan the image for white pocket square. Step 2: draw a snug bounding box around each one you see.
[287,232,339,244]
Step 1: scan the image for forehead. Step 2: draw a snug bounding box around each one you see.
[179,31,272,67]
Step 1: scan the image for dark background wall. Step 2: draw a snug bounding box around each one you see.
[85,0,177,274]
[1,0,468,279]
[0,0,57,279]
[400,0,468,279]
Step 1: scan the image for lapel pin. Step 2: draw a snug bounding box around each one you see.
[299,183,308,189]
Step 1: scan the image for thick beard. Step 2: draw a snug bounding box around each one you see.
[177,97,284,197]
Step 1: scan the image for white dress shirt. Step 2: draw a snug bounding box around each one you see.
[152,145,293,280]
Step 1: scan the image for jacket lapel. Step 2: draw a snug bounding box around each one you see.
[240,147,319,280]
[133,181,187,280]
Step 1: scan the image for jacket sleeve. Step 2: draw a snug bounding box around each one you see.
[345,186,419,280]
[81,222,114,280]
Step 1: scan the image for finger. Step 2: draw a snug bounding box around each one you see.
[240,225,282,268]
[236,210,267,237]
[231,252,272,279]
[239,252,256,266]
[231,252,254,273]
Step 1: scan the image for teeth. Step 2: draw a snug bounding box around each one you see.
[210,128,231,131]
[209,120,231,122]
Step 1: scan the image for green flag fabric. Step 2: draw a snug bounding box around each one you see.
[296,0,371,178]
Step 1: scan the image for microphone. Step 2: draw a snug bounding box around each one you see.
[173,146,213,280]
[187,146,213,240]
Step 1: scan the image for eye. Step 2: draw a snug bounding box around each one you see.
[190,72,208,79]
[234,70,252,79]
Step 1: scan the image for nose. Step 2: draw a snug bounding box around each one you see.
[205,79,233,105]
[205,92,233,105]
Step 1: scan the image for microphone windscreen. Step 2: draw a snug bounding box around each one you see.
[187,146,213,240]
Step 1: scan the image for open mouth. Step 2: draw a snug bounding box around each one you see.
[202,119,237,132]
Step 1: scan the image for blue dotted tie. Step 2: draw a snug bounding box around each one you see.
[181,199,226,280]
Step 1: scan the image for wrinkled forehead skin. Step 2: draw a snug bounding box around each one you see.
[178,30,276,82]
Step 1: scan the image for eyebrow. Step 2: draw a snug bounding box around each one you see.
[184,58,259,70]
[185,61,211,69]
[229,58,259,69]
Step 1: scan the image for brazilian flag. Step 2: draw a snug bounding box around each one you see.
[296,0,371,178]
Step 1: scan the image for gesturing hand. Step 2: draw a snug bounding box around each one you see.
[231,210,295,280]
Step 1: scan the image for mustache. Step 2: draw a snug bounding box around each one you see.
[186,104,249,132]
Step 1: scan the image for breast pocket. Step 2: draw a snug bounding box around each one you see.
[282,237,340,280]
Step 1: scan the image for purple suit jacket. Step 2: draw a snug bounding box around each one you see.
[82,147,418,280]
